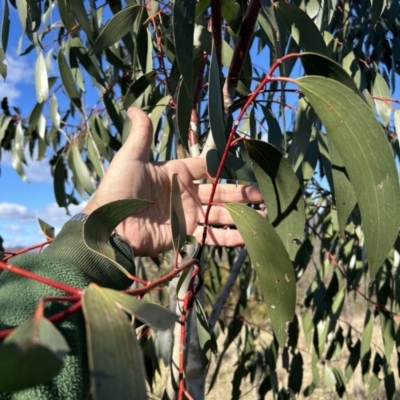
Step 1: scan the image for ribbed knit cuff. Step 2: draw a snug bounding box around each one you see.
[43,219,136,290]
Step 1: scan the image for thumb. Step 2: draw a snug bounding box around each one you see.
[122,107,153,162]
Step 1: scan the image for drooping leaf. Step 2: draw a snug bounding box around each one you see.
[12,121,27,182]
[371,0,385,27]
[70,0,93,43]
[274,2,327,56]
[176,81,191,151]
[173,0,196,97]
[99,288,177,331]
[91,5,142,54]
[245,140,305,260]
[194,297,212,366]
[38,218,55,239]
[26,0,41,32]
[86,133,104,178]
[67,143,93,196]
[226,203,296,347]
[82,284,148,400]
[297,76,400,278]
[206,149,256,183]
[1,0,10,53]
[0,48,6,80]
[34,52,48,103]
[0,317,69,392]
[170,174,187,252]
[379,311,395,362]
[208,45,225,152]
[288,95,315,172]
[53,156,68,209]
[122,71,156,109]
[57,48,82,110]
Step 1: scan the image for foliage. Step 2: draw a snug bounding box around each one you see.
[1,0,400,398]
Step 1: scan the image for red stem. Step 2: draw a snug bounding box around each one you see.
[201,53,301,248]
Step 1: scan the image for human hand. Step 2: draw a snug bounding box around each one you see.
[82,107,262,257]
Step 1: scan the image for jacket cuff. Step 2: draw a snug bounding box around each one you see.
[42,218,136,290]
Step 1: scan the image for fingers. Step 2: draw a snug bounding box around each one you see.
[192,226,246,247]
[199,205,265,226]
[166,157,207,181]
[197,184,263,204]
[123,107,154,162]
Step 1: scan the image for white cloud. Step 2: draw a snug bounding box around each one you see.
[0,201,86,249]
[0,202,34,220]
[0,56,34,103]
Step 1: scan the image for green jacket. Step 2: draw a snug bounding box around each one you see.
[0,219,136,399]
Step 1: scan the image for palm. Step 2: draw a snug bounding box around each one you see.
[83,108,262,256]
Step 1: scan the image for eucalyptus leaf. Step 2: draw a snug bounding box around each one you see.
[82,285,148,400]
[91,5,142,54]
[170,174,187,252]
[226,203,296,347]
[297,76,400,277]
[0,317,69,392]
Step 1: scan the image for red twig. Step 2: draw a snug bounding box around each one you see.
[4,239,52,261]
[201,53,301,249]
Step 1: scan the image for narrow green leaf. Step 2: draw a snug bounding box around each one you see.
[35,52,49,103]
[1,0,10,53]
[86,134,104,178]
[67,143,93,196]
[0,48,6,80]
[103,93,123,135]
[12,121,27,182]
[0,115,12,142]
[122,71,156,109]
[26,0,41,32]
[149,95,169,139]
[288,95,315,172]
[100,288,178,331]
[208,45,225,152]
[91,5,142,54]
[371,0,385,27]
[38,218,55,239]
[57,48,82,110]
[394,110,400,136]
[221,0,242,34]
[173,0,196,97]
[245,140,305,260]
[0,317,69,392]
[176,81,191,151]
[82,285,148,400]
[324,365,336,389]
[372,71,392,127]
[263,106,283,150]
[28,102,44,135]
[83,199,151,262]
[53,156,68,208]
[16,0,28,34]
[170,174,187,252]
[194,297,212,366]
[57,0,78,33]
[70,0,93,43]
[206,149,256,182]
[326,137,357,237]
[50,94,60,129]
[297,76,400,277]
[226,203,296,347]
[379,311,395,362]
[274,2,327,55]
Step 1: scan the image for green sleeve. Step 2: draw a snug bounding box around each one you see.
[0,219,136,400]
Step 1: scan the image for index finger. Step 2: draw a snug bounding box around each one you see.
[197,184,263,204]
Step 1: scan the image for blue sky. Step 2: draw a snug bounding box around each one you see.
[0,8,84,248]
